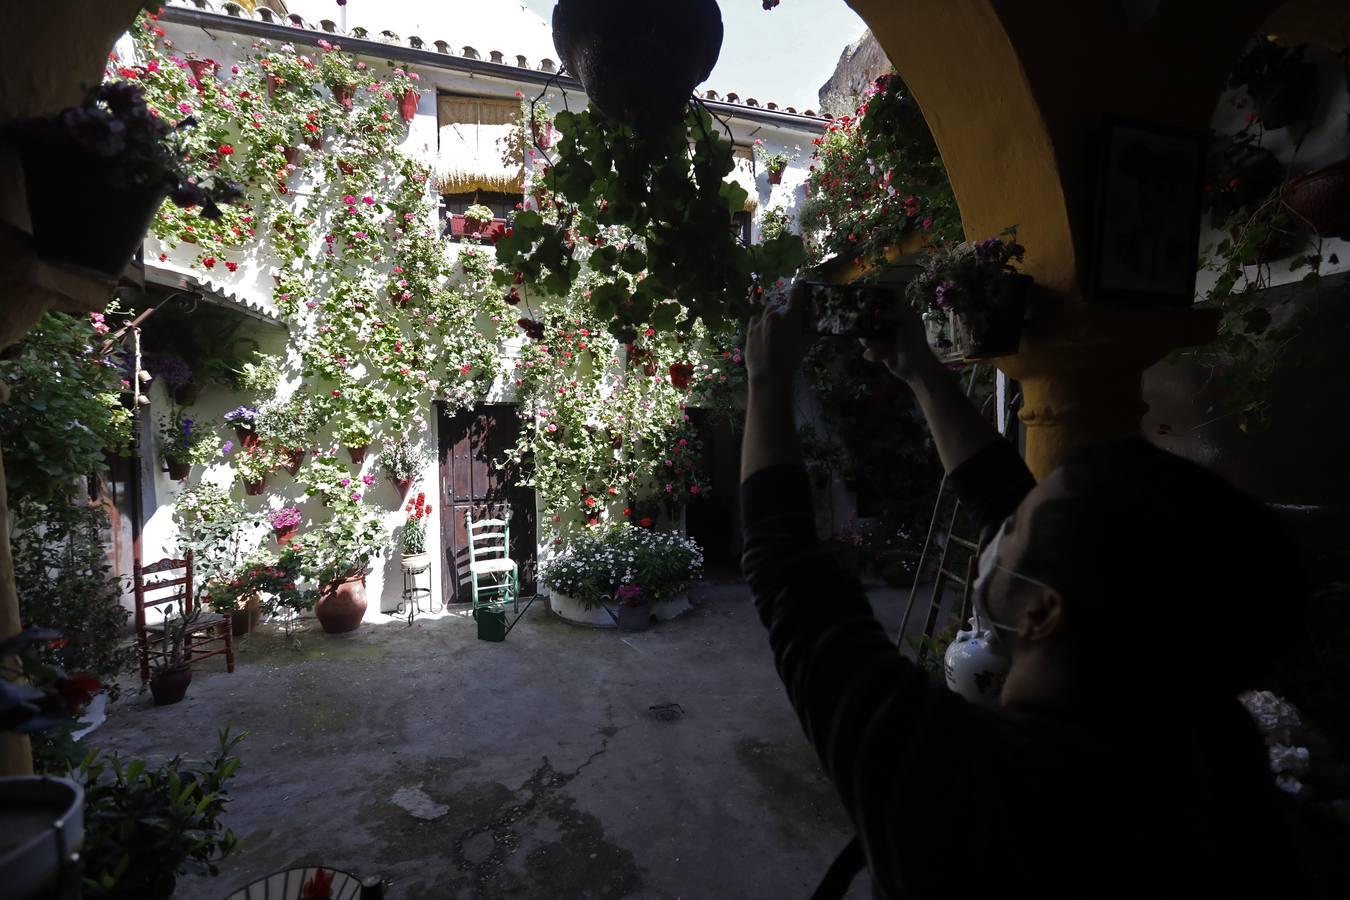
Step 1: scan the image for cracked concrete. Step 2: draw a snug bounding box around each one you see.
[91,582,928,898]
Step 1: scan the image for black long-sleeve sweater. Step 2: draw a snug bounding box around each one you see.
[741,443,1310,900]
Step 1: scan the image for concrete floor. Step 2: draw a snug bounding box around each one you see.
[94,581,942,899]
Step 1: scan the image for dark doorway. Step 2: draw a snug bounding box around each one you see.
[437,403,537,605]
[685,409,743,577]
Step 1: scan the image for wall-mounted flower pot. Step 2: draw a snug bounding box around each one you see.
[16,133,171,278]
[337,158,355,175]
[347,444,369,465]
[187,59,217,86]
[306,135,324,151]
[952,274,1030,359]
[173,380,200,406]
[552,0,723,131]
[230,594,261,636]
[282,146,302,167]
[243,476,267,496]
[149,664,192,706]
[266,73,282,98]
[234,426,259,450]
[332,83,355,110]
[399,89,419,122]
[1282,159,1350,238]
[393,478,413,500]
[668,362,694,390]
[531,121,553,149]
[315,571,367,633]
[281,448,305,476]
[167,460,191,482]
[767,168,784,185]
[274,523,298,546]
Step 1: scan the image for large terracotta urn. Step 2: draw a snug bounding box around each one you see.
[315,571,368,634]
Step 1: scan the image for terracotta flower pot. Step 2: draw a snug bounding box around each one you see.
[149,664,192,706]
[243,476,267,496]
[464,217,490,236]
[1282,159,1350,238]
[230,594,261,636]
[167,460,191,482]
[552,0,723,131]
[234,426,259,450]
[16,132,170,277]
[347,444,369,465]
[393,478,413,500]
[187,59,216,86]
[531,120,552,149]
[306,135,324,151]
[768,168,784,185]
[274,523,298,545]
[282,146,302,167]
[332,83,355,110]
[669,362,694,390]
[315,571,368,634]
[281,448,305,476]
[266,73,282,98]
[399,89,419,122]
[337,159,355,175]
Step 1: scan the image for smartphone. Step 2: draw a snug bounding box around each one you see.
[797,280,899,339]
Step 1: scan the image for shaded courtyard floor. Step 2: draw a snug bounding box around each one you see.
[94,581,936,899]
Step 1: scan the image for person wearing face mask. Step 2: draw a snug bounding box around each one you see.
[740,282,1318,899]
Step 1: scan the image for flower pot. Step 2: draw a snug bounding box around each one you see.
[337,159,355,175]
[401,551,430,573]
[0,776,85,900]
[243,476,267,496]
[16,132,171,278]
[768,168,784,185]
[173,380,200,406]
[306,136,324,151]
[332,83,355,110]
[274,523,298,545]
[464,217,490,236]
[283,146,302,167]
[149,664,192,706]
[346,444,369,465]
[234,426,259,450]
[230,594,261,636]
[167,459,191,481]
[315,571,367,633]
[530,120,552,149]
[266,73,282,98]
[1282,159,1350,238]
[399,89,419,122]
[393,478,414,500]
[617,602,651,633]
[552,0,723,131]
[952,274,1030,359]
[281,448,305,476]
[187,59,217,86]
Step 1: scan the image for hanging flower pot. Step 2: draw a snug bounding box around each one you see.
[399,89,419,122]
[347,444,370,465]
[1281,160,1350,238]
[167,459,191,481]
[669,362,694,390]
[392,478,414,500]
[331,83,355,110]
[951,274,1031,359]
[530,120,553,149]
[16,134,172,278]
[273,523,299,546]
[173,380,200,406]
[281,448,305,476]
[243,476,268,496]
[315,570,368,633]
[187,59,217,86]
[551,0,724,131]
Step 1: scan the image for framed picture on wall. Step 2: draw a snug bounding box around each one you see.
[1090,119,1206,307]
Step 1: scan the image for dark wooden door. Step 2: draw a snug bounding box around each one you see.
[438,404,537,605]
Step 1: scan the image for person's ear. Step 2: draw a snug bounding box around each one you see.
[1018,587,1067,642]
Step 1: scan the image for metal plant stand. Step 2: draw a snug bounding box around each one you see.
[397,560,438,625]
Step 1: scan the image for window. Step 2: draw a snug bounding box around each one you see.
[436,94,524,197]
[440,191,519,241]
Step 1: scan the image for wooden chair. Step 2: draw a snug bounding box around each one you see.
[133,550,234,683]
[466,510,519,616]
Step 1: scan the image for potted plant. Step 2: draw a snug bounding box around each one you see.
[206,579,259,637]
[270,506,303,545]
[614,583,650,633]
[463,203,496,236]
[234,445,276,496]
[387,66,423,123]
[907,229,1030,358]
[551,0,724,131]
[1228,37,1318,132]
[379,437,425,499]
[12,81,243,277]
[753,139,792,185]
[158,410,219,481]
[399,492,434,573]
[540,523,703,627]
[148,604,198,706]
[303,509,386,634]
[142,352,196,405]
[255,395,314,476]
[1283,158,1350,238]
[223,405,260,448]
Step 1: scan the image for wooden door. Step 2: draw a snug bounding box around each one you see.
[438,404,537,605]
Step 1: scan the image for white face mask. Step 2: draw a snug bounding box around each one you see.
[944,517,1053,706]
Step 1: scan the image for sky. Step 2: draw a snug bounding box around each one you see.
[517,0,868,111]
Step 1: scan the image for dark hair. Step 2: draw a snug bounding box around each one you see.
[1014,437,1302,698]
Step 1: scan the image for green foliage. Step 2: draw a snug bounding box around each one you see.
[540,522,704,606]
[493,104,805,339]
[207,548,310,618]
[0,310,131,505]
[800,72,960,268]
[254,393,315,450]
[758,205,794,242]
[173,482,263,597]
[157,408,221,465]
[906,229,1026,338]
[77,728,245,900]
[12,502,131,698]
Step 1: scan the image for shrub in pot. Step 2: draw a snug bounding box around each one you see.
[302,508,385,633]
[158,410,219,482]
[148,605,197,706]
[379,436,426,500]
[399,492,434,572]
[907,230,1029,359]
[540,523,703,624]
